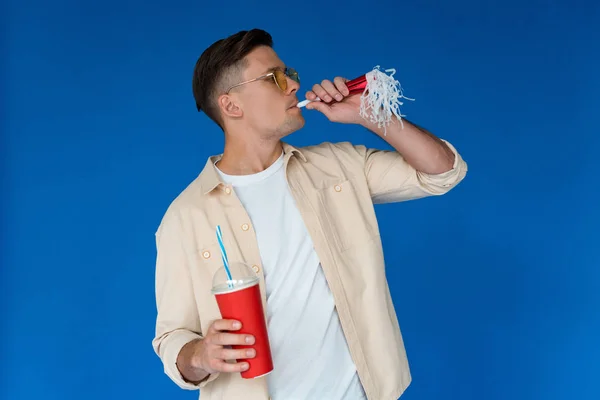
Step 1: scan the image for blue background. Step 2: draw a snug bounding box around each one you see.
[2,0,599,399]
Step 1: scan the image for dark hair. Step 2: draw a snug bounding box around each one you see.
[192,29,274,129]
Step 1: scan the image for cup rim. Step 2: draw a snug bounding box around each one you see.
[211,275,259,295]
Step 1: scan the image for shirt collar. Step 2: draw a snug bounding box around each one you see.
[198,142,307,195]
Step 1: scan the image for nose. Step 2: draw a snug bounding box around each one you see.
[285,76,300,95]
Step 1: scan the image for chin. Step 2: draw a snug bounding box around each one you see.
[276,114,305,138]
[288,115,306,134]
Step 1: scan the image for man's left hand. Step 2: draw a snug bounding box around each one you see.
[304,77,364,125]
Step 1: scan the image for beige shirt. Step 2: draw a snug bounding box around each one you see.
[152,139,468,400]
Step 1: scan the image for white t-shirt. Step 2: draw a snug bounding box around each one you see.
[216,153,367,400]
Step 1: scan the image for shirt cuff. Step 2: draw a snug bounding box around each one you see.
[161,330,220,390]
[416,139,468,194]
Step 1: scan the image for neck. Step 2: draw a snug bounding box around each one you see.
[217,133,283,176]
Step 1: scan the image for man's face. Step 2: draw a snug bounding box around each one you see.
[226,46,305,139]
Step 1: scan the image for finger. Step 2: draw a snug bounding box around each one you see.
[312,83,333,103]
[218,347,256,361]
[210,332,255,346]
[305,90,319,101]
[321,79,343,102]
[334,77,349,96]
[210,359,250,373]
[208,319,242,333]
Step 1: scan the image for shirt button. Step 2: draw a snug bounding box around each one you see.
[224,187,232,194]
[252,265,260,273]
[334,184,342,192]
[202,251,211,259]
[241,223,249,231]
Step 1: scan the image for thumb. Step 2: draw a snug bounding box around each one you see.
[306,100,332,118]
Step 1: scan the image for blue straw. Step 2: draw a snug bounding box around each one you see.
[216,225,233,287]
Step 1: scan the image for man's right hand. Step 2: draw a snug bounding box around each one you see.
[177,319,256,383]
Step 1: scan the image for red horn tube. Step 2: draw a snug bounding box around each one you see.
[346,74,368,94]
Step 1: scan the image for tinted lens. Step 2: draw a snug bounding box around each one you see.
[286,68,299,83]
[274,69,288,91]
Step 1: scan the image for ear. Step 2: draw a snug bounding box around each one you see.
[218,94,243,119]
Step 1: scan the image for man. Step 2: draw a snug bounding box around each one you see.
[152,28,467,400]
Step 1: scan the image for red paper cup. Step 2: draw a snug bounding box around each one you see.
[211,262,273,379]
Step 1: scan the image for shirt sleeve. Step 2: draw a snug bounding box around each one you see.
[353,139,468,204]
[151,209,220,389]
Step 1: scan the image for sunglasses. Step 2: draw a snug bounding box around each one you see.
[225,67,300,94]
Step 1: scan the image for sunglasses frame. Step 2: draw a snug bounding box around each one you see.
[225,67,299,94]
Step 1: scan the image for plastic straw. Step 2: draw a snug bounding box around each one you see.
[296,97,319,108]
[216,225,233,287]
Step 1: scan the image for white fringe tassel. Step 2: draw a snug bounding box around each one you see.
[359,66,414,135]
